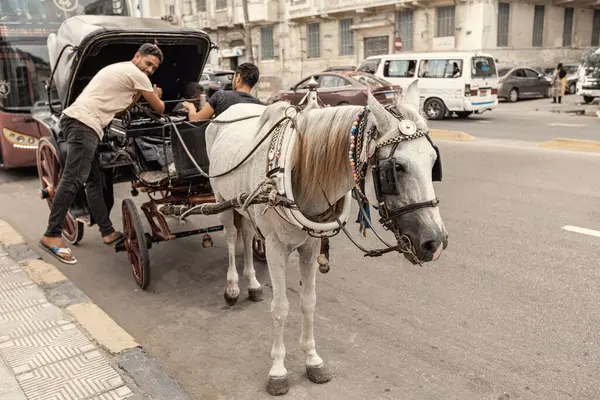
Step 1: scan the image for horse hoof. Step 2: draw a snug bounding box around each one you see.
[266,376,289,396]
[224,291,239,306]
[306,364,332,384]
[318,263,330,274]
[248,287,264,302]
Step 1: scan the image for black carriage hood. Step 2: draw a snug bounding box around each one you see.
[47,15,213,109]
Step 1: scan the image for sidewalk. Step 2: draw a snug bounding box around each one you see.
[497,96,599,117]
[0,220,190,400]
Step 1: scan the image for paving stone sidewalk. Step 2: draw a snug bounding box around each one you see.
[0,245,139,400]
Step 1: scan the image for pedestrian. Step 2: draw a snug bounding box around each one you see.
[551,63,567,104]
[495,58,500,72]
[40,43,166,264]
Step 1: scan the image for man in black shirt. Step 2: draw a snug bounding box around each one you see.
[183,63,262,120]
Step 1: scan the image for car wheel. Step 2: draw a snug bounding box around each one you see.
[508,88,519,103]
[568,83,576,95]
[583,95,594,104]
[423,98,446,120]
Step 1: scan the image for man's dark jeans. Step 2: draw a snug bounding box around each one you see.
[44,116,114,238]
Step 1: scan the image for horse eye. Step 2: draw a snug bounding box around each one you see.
[394,163,407,173]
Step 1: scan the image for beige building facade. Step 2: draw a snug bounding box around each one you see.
[150,0,600,96]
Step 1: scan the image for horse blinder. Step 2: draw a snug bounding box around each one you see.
[432,144,442,182]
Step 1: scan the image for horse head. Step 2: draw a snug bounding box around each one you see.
[360,80,448,264]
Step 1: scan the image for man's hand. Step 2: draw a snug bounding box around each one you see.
[181,101,196,111]
[153,84,163,99]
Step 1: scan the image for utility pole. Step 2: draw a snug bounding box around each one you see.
[242,0,255,65]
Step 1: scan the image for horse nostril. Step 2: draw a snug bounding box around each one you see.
[420,239,442,259]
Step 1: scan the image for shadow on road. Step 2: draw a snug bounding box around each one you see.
[0,166,38,184]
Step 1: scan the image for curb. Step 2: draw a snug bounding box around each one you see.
[0,220,139,355]
[0,219,190,400]
[548,108,597,117]
[429,129,476,141]
[537,138,600,153]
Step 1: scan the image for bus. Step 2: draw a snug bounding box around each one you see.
[0,0,131,169]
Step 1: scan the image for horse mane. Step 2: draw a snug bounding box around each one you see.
[292,105,362,202]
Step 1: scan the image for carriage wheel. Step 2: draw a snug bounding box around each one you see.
[121,199,151,290]
[252,235,266,261]
[36,137,84,245]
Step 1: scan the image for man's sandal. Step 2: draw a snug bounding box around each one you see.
[39,241,77,265]
[103,231,124,246]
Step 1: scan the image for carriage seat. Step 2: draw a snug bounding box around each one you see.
[133,121,211,186]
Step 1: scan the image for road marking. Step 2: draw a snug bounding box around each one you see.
[477,121,491,124]
[548,123,587,128]
[561,225,600,238]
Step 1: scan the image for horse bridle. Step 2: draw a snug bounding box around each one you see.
[346,104,442,258]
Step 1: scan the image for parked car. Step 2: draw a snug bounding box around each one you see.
[199,69,234,98]
[576,52,600,104]
[323,66,356,72]
[266,71,402,107]
[497,67,551,102]
[532,64,580,94]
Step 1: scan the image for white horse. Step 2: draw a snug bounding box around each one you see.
[205,81,448,395]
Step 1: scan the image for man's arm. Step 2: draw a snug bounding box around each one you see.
[187,102,215,121]
[142,85,165,114]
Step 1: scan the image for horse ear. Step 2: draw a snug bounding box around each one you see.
[367,90,390,129]
[400,79,420,109]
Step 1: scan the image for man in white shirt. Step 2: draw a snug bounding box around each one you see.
[40,43,166,264]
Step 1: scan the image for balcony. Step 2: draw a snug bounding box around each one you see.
[248,0,280,24]
[321,0,428,15]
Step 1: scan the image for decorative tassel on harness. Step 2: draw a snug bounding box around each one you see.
[356,200,372,237]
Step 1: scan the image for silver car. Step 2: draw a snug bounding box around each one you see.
[498,67,552,102]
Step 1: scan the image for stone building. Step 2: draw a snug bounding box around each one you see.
[143,0,600,97]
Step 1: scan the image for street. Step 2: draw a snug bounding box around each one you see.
[0,107,599,399]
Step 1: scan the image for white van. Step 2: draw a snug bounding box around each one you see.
[357,52,499,120]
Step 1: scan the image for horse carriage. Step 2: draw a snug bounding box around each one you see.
[33,15,266,289]
[34,14,449,396]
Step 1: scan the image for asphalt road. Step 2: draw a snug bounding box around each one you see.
[429,98,599,142]
[1,132,599,399]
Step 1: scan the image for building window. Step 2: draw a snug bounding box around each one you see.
[339,19,354,56]
[364,36,389,58]
[307,23,320,58]
[532,5,545,47]
[196,0,206,12]
[216,0,227,10]
[168,5,175,15]
[497,3,510,47]
[261,27,274,60]
[563,7,574,47]
[592,10,600,46]
[435,6,455,38]
[396,10,413,51]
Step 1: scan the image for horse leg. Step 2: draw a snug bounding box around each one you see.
[219,208,240,306]
[298,239,332,384]
[265,235,292,396]
[240,215,263,302]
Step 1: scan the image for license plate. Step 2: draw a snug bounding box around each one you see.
[385,91,394,99]
[479,89,487,96]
